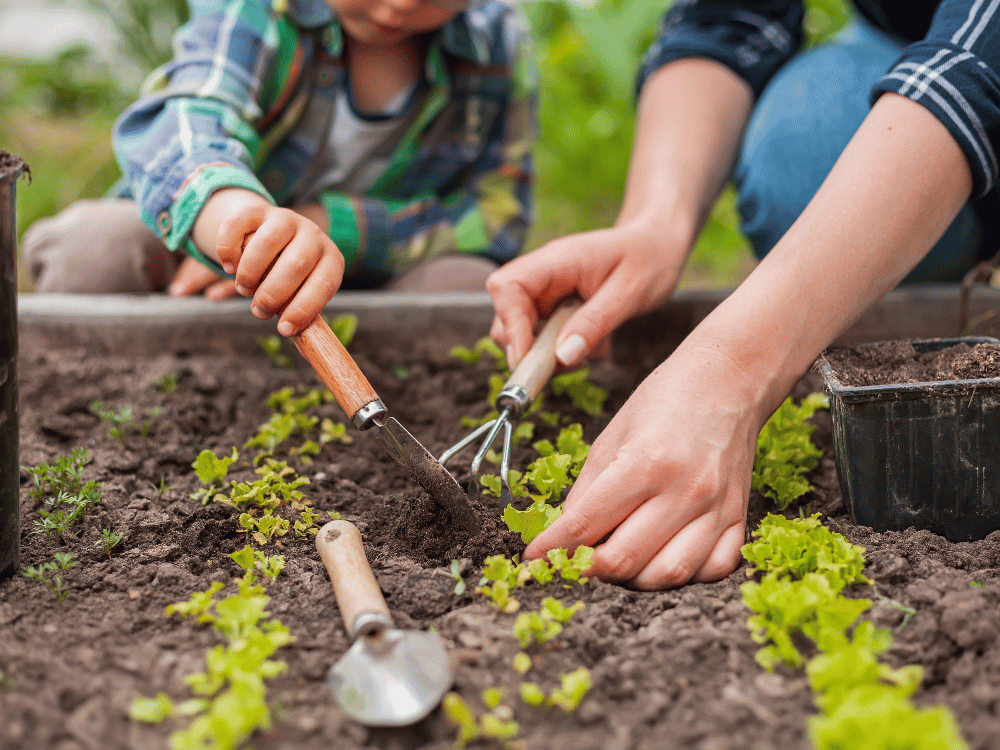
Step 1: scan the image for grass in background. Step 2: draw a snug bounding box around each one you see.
[4,0,850,293]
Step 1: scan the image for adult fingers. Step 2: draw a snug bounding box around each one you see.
[628,513,729,590]
[691,522,746,583]
[554,264,654,367]
[522,444,650,560]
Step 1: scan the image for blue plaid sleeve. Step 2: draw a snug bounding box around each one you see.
[637,1,805,99]
[872,0,1000,198]
[112,0,280,268]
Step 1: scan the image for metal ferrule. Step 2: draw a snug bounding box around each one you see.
[353,400,388,430]
[495,385,530,418]
[352,610,394,641]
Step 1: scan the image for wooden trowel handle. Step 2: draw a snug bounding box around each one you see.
[504,297,582,402]
[316,520,392,637]
[293,316,378,421]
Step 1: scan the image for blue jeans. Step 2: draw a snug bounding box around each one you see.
[734,20,984,283]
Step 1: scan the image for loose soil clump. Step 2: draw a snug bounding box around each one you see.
[3,332,1000,750]
[824,339,1000,386]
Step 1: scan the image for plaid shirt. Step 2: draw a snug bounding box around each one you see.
[113,0,536,283]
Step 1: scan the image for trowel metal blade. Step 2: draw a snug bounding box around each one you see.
[373,418,482,535]
[327,629,453,727]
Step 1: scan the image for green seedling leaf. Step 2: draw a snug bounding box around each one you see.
[541,596,584,622]
[547,546,594,584]
[192,448,238,489]
[752,393,828,510]
[549,667,592,712]
[742,513,870,591]
[520,682,546,706]
[95,527,123,558]
[481,470,529,499]
[319,418,352,445]
[325,313,359,348]
[482,687,504,710]
[447,559,467,596]
[550,368,607,416]
[527,558,554,585]
[513,652,533,675]
[513,610,563,648]
[129,692,176,722]
[525,453,574,503]
[443,692,480,748]
[450,336,509,372]
[480,712,519,743]
[257,335,292,368]
[152,371,180,394]
[502,500,561,544]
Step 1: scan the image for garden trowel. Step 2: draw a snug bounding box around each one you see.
[292,316,481,534]
[316,520,453,726]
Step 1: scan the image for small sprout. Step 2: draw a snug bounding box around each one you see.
[325,313,359,347]
[527,558,554,585]
[22,552,77,603]
[546,546,595,585]
[294,507,324,538]
[95,528,123,558]
[129,692,176,722]
[480,713,519,743]
[150,476,177,499]
[328,511,343,521]
[513,610,562,649]
[550,368,608,416]
[519,682,545,706]
[257,335,292,368]
[319,419,352,446]
[512,652,532,675]
[446,559,467,595]
[229,545,285,584]
[549,667,592,712]
[152,372,180,394]
[482,687,504,710]
[190,448,238,503]
[392,366,410,380]
[443,692,480,749]
[970,580,986,588]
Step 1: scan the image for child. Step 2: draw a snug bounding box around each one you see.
[24,0,535,336]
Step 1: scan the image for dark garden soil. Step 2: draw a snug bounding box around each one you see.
[823,340,1000,387]
[3,329,1000,750]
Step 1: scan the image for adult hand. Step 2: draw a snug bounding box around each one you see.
[167,256,238,300]
[523,341,759,589]
[486,221,686,368]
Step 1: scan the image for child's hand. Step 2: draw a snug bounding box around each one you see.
[167,256,238,300]
[193,189,344,336]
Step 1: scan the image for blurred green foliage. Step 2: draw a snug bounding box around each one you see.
[3,0,850,291]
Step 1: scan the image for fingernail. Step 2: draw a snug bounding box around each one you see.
[222,262,236,275]
[556,334,586,365]
[236,284,250,296]
[277,320,294,337]
[251,305,267,319]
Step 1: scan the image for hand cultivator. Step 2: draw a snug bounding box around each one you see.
[439,298,580,505]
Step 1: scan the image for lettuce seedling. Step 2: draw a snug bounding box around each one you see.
[742,513,870,591]
[450,336,509,372]
[502,500,562,545]
[519,682,546,706]
[325,313,359,347]
[257,335,293,368]
[229,545,285,584]
[527,558,554,585]
[442,692,480,749]
[513,610,563,648]
[319,418,352,446]
[445,559,467,595]
[238,511,291,546]
[190,448,239,503]
[533,423,590,477]
[549,667,592,712]
[293,507,324,538]
[513,652,533,675]
[808,684,968,750]
[482,470,529,499]
[550,368,608,417]
[752,393,828,510]
[546,546,595,585]
[152,371,180,394]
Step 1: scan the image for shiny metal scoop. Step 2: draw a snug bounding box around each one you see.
[317,520,453,727]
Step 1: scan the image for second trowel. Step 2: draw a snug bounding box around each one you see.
[292,316,480,534]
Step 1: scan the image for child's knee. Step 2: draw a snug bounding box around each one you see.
[23,199,173,293]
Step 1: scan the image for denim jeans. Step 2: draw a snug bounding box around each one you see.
[734,20,984,283]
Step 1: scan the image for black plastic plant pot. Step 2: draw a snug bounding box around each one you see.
[818,337,1000,542]
[0,152,26,579]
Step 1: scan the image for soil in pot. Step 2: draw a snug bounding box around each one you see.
[823,339,1000,386]
[2,332,1000,750]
